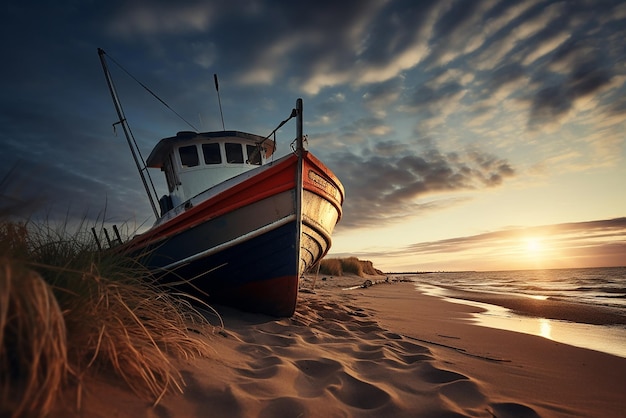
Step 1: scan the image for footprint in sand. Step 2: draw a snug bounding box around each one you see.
[489,402,541,418]
[350,342,386,360]
[384,340,434,365]
[294,358,343,379]
[417,362,470,384]
[257,397,308,418]
[235,355,283,379]
[223,296,543,418]
[327,372,391,410]
[293,358,343,398]
[439,379,487,408]
[179,371,245,417]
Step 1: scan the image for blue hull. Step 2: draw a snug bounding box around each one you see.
[138,220,299,316]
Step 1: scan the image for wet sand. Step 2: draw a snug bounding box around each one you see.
[51,275,626,418]
[439,287,626,325]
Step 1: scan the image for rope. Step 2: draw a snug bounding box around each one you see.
[103,51,199,131]
[258,107,298,155]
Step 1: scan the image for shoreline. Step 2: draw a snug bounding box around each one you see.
[404,279,626,358]
[443,289,626,325]
[416,281,626,325]
[311,273,626,325]
[343,270,626,359]
[49,275,626,418]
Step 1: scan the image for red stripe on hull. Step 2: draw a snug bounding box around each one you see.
[125,154,299,250]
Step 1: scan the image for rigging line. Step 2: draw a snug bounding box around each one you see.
[102,50,198,132]
[260,107,298,147]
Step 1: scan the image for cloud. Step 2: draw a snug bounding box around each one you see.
[226,0,439,94]
[527,59,614,129]
[314,0,437,89]
[423,217,626,251]
[189,41,217,69]
[403,81,464,118]
[228,0,391,92]
[0,97,156,225]
[99,0,626,146]
[608,92,626,116]
[362,78,403,117]
[346,117,394,137]
[328,143,515,229]
[460,0,541,57]
[107,2,215,38]
[1,0,624,243]
[488,63,527,93]
[412,80,462,106]
[308,94,347,126]
[469,1,565,71]
[0,158,152,226]
[521,30,570,66]
[427,0,493,66]
[339,217,626,270]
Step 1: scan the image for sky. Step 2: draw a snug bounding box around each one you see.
[1,0,625,272]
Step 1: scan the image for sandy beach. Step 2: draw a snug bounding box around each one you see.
[50,274,626,418]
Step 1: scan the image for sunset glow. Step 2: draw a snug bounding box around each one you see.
[1,1,624,273]
[524,238,543,254]
[337,219,626,272]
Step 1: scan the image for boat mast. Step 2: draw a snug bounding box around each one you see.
[296,98,303,152]
[97,48,159,219]
[294,98,304,277]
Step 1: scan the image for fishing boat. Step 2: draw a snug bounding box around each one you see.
[97,49,344,316]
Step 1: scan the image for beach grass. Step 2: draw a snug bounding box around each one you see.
[0,219,215,418]
[317,256,381,277]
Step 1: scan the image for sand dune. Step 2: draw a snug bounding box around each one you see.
[51,276,626,418]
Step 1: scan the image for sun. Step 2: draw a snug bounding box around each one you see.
[525,237,542,253]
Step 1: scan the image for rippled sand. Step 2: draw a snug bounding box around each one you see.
[51,275,626,418]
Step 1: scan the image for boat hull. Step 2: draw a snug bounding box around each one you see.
[123,151,343,317]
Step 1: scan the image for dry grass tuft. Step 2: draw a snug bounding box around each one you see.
[318,257,382,277]
[0,259,67,418]
[318,258,343,276]
[0,220,215,417]
[62,265,212,406]
[340,257,364,276]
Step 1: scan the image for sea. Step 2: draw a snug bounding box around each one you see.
[398,266,626,358]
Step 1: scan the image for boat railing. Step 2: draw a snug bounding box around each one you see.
[91,225,123,250]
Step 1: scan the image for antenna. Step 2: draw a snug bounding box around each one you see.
[214,73,226,131]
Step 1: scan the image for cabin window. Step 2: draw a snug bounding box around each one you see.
[246,144,262,165]
[225,143,244,164]
[179,145,199,167]
[202,143,222,164]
